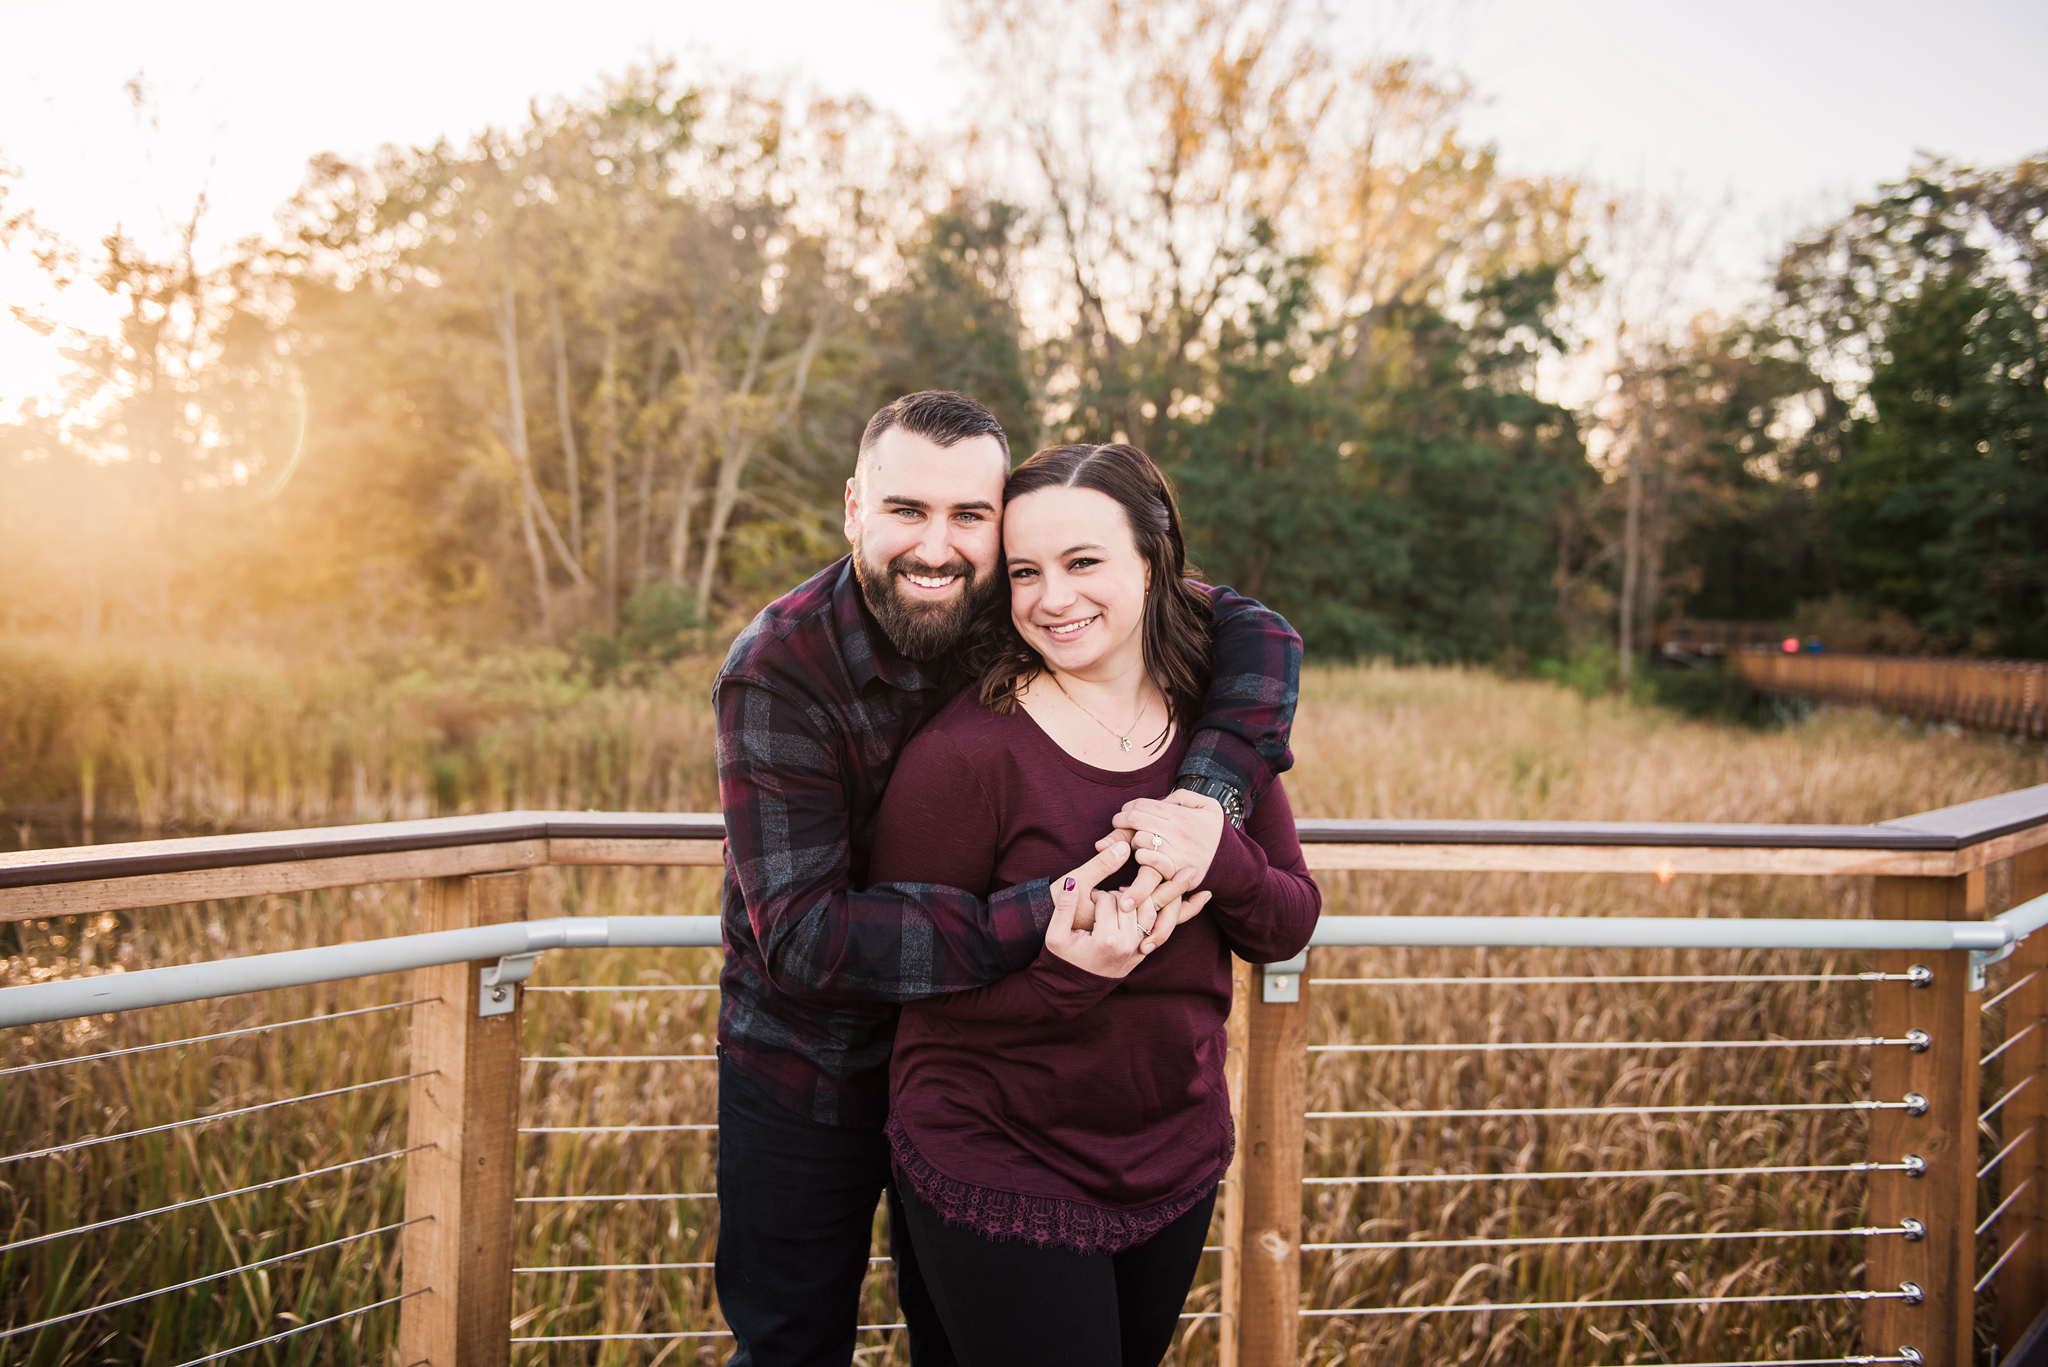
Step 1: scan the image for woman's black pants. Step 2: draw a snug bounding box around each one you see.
[895,1180,1218,1367]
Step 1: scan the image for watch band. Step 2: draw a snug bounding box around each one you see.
[1172,775,1247,828]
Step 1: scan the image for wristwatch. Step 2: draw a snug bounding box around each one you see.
[1173,776,1247,829]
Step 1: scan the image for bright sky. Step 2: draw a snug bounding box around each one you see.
[2,0,2044,420]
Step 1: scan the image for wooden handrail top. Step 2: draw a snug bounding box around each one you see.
[0,812,721,889]
[4,785,2045,890]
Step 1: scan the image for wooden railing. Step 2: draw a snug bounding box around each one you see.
[6,789,2048,1365]
[1733,649,2048,738]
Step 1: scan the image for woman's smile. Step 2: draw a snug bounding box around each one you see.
[1040,613,1100,640]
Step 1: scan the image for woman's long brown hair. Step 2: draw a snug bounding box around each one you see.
[960,443,1215,737]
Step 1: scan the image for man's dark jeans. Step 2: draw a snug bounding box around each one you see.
[715,1056,955,1367]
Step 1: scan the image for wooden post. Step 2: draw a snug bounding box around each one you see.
[1219,956,1251,1367]
[400,872,530,1367]
[1998,846,2048,1355]
[1240,951,1309,1367]
[1866,874,1982,1367]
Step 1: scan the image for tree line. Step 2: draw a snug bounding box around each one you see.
[1612,158,2047,663]
[1,1,2041,669]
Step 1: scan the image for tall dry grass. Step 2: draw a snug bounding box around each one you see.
[2,653,2044,1364]
[0,637,720,840]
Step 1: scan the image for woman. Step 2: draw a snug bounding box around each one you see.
[866,442,1320,1367]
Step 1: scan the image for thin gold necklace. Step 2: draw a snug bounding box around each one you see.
[1050,674,1148,753]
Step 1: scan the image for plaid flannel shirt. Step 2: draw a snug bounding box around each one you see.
[714,554,1300,1126]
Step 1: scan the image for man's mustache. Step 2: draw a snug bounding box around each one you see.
[887,554,974,586]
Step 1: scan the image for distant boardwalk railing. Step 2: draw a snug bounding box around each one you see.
[1734,650,2048,739]
[4,791,2048,1366]
[1657,616,1790,657]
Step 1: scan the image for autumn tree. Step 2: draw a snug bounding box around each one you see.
[276,71,874,642]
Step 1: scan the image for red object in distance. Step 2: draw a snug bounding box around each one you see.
[1781,637,1801,654]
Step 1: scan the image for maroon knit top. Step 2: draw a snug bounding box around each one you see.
[867,691,1321,1255]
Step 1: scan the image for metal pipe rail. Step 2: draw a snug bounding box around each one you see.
[16,901,2048,1032]
[4,899,2046,1031]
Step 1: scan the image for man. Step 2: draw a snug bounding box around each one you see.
[712,390,1301,1366]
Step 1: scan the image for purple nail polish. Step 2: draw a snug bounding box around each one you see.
[1063,877,1076,891]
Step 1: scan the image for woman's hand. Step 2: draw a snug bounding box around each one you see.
[1046,840,1147,978]
[1048,887,1147,978]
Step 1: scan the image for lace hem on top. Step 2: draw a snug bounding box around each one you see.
[886,1113,1231,1257]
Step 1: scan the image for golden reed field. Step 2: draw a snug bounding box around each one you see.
[3,641,2045,1365]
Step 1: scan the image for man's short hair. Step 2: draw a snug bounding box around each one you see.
[858,391,1011,479]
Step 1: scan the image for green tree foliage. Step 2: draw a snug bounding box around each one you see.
[1839,277,2047,653]
[1168,249,1412,658]
[867,199,1036,450]
[1166,242,1589,663]
[1654,333,1833,625]
[1764,156,2048,655]
[1611,157,2047,663]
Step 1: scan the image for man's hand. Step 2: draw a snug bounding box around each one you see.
[1100,790,1229,893]
[1046,841,1147,978]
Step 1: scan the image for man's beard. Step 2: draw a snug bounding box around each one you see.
[851,545,1001,663]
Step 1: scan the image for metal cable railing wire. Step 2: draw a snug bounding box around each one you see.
[1306,1159,1922,1187]
[1982,1071,2036,1124]
[514,1330,735,1343]
[515,1255,893,1273]
[1311,1098,1924,1121]
[1980,1123,2035,1180]
[1979,1226,2033,1294]
[1300,1286,1922,1317]
[1985,967,2041,1013]
[520,1054,716,1063]
[0,999,429,1080]
[514,1192,716,1204]
[0,1145,426,1256]
[525,984,718,993]
[1311,972,1926,986]
[1563,1357,1922,1366]
[517,1261,715,1273]
[1982,1018,2040,1067]
[1310,1035,1923,1054]
[1306,1223,1921,1253]
[512,1325,906,1343]
[0,1073,426,1166]
[173,1288,427,1367]
[519,1123,715,1135]
[1978,1176,2032,1237]
[0,1216,427,1341]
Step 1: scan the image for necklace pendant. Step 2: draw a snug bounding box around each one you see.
[1119,737,1132,752]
